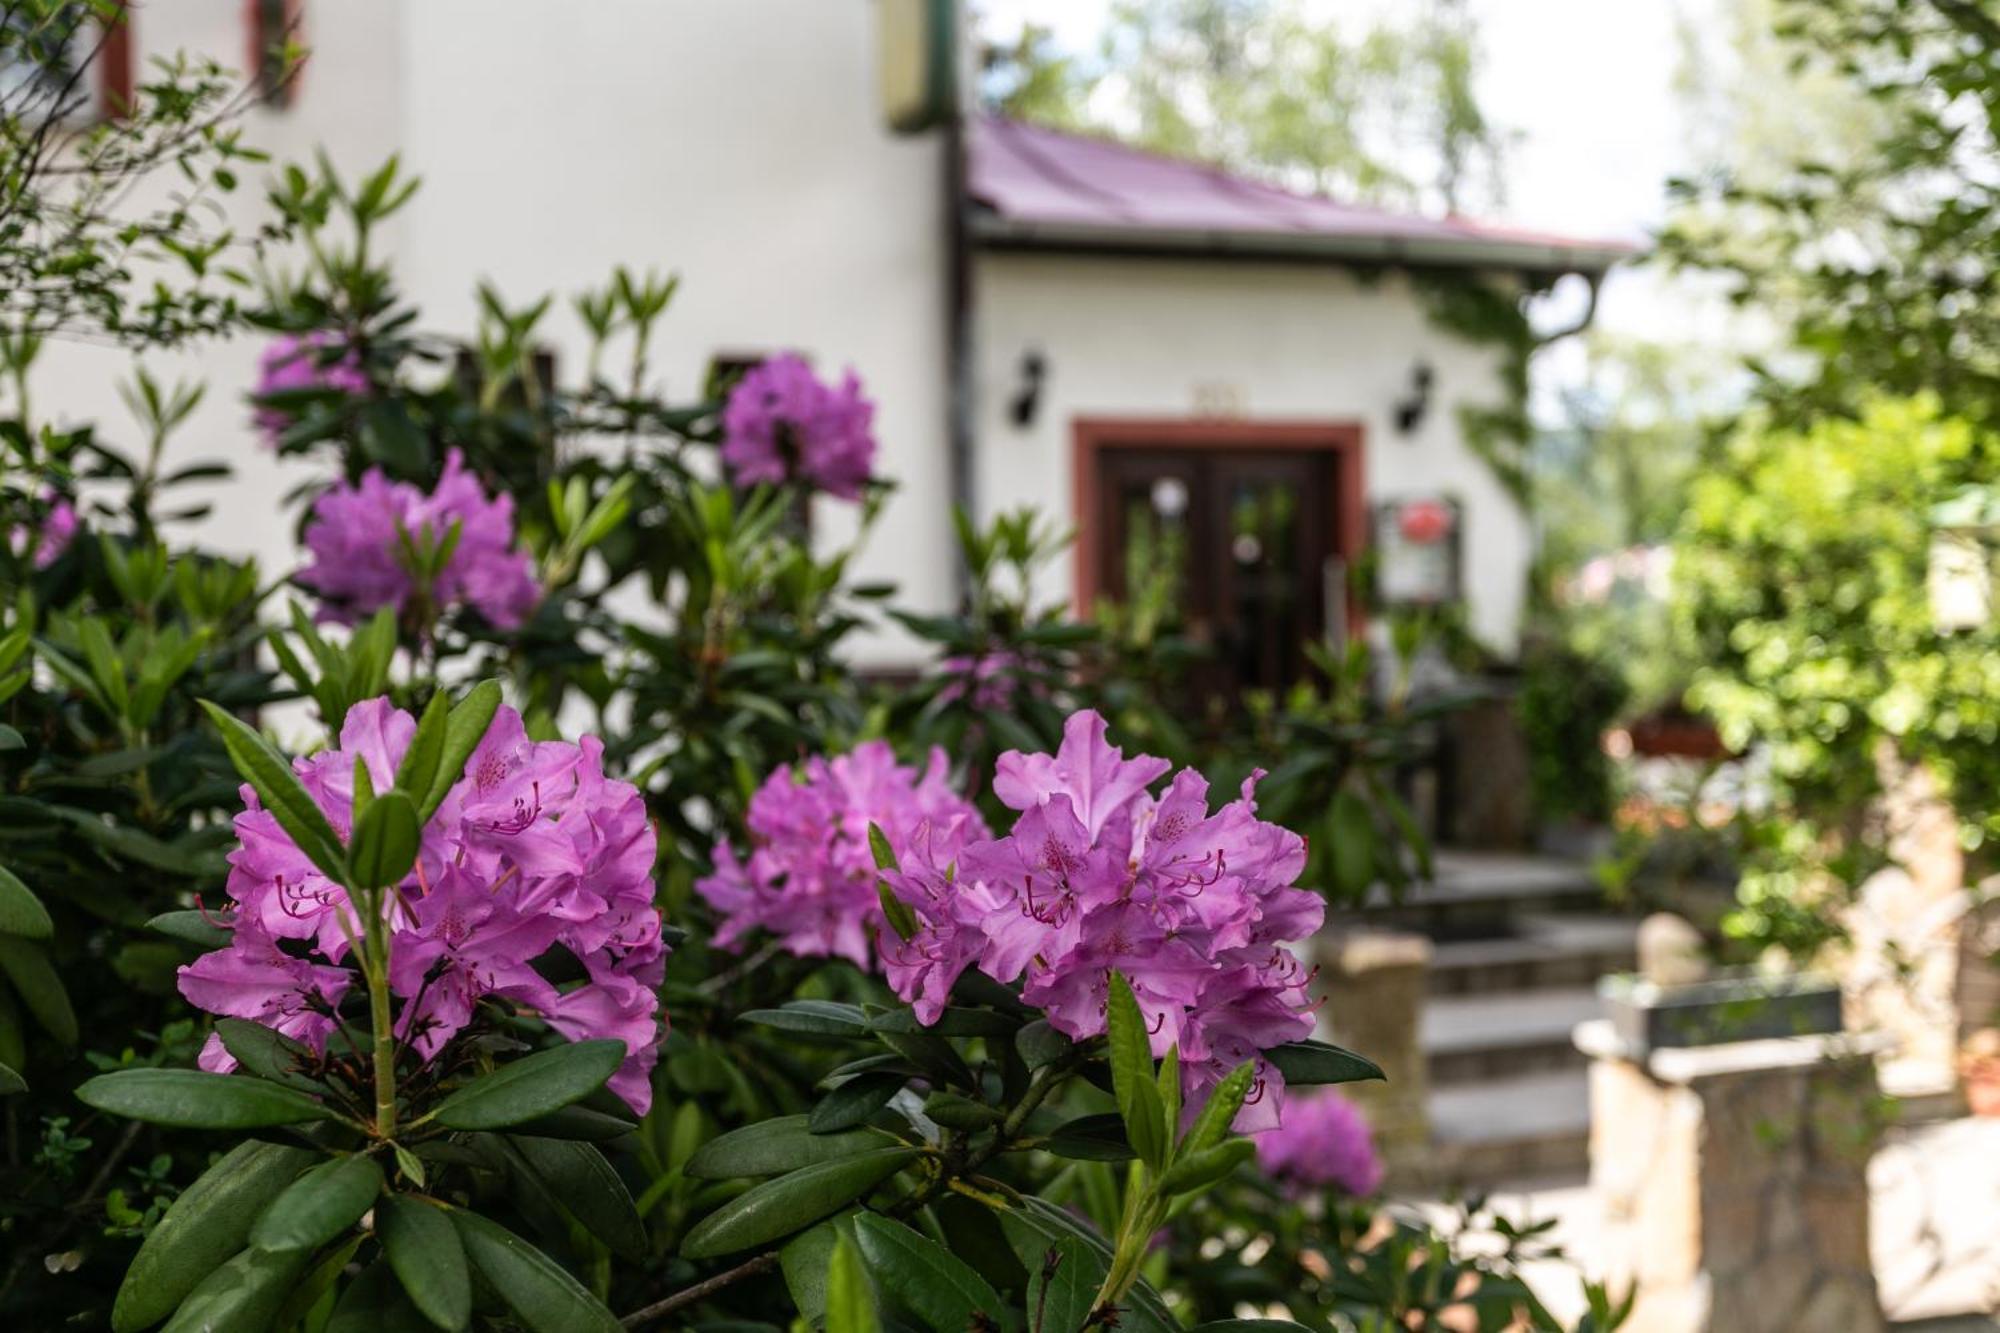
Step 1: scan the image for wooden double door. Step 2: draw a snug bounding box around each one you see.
[1080,421,1362,699]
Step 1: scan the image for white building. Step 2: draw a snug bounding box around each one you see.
[32,0,1630,682]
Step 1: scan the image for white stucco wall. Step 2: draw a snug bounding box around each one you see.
[969,252,1533,655]
[393,1,953,661]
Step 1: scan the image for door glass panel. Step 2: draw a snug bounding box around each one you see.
[1219,473,1306,693]
[1116,473,1193,632]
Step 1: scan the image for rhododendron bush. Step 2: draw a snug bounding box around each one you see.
[0,143,1642,1333]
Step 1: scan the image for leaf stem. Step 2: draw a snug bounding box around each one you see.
[361,889,396,1139]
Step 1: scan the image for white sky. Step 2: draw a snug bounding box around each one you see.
[976,0,1740,410]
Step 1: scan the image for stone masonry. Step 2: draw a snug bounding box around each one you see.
[1578,1022,1889,1333]
[1315,929,1431,1170]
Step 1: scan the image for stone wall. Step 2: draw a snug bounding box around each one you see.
[1581,1024,1887,1333]
[1315,929,1431,1170]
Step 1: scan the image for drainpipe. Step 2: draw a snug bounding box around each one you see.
[942,5,976,605]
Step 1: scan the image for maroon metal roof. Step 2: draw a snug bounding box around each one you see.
[966,115,1638,273]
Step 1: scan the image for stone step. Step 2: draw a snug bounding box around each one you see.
[1428,913,1639,996]
[1362,850,1607,937]
[1412,1068,1592,1190]
[1423,986,1601,1084]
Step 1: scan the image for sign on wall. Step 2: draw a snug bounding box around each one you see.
[1374,497,1461,606]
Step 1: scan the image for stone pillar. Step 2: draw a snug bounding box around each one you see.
[1578,1022,1889,1333]
[1315,929,1430,1172]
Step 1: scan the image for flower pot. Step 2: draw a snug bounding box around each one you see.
[1598,969,1843,1056]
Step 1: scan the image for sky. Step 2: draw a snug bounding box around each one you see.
[975,0,1740,413]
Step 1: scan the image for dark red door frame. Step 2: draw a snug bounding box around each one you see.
[1071,416,1366,620]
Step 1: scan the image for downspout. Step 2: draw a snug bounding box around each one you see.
[942,5,976,605]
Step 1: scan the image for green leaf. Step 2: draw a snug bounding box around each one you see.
[217,1017,323,1091]
[1126,1078,1169,1171]
[0,1063,23,1095]
[394,690,448,803]
[326,1260,436,1333]
[853,1213,1015,1333]
[422,681,502,821]
[1025,1236,1096,1333]
[347,789,419,890]
[1179,1062,1254,1158]
[506,1135,647,1261]
[685,1114,899,1179]
[0,865,52,939]
[376,1195,471,1331]
[450,1208,623,1333]
[809,1071,906,1133]
[1016,1020,1073,1069]
[160,1245,313,1333]
[147,909,232,950]
[0,936,75,1046]
[1265,1040,1385,1087]
[0,724,21,751]
[825,1231,880,1333]
[1157,1044,1182,1145]
[430,1039,624,1130]
[740,999,869,1035]
[997,1197,1174,1333]
[866,821,899,871]
[1157,1138,1255,1197]
[1329,791,1376,900]
[876,880,919,942]
[868,1006,1020,1037]
[199,700,347,884]
[250,1154,382,1253]
[923,1090,1005,1131]
[779,1216,857,1325]
[112,1141,315,1333]
[1103,973,1154,1131]
[77,1068,337,1129]
[680,1147,923,1258]
[510,1104,637,1141]
[1042,1113,1135,1162]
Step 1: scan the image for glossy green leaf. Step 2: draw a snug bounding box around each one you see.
[216,1017,324,1091]
[1103,972,1164,1167]
[147,909,232,950]
[159,1244,314,1333]
[1265,1040,1385,1087]
[429,1039,624,1130]
[510,1104,637,1141]
[506,1135,646,1261]
[376,1195,470,1331]
[1025,1235,1097,1333]
[853,1213,1015,1333]
[78,1068,337,1129]
[780,1217,851,1325]
[0,864,52,939]
[809,1071,905,1133]
[450,1208,623,1333]
[685,1114,898,1179]
[923,1090,1005,1131]
[866,821,899,871]
[422,680,502,820]
[112,1141,315,1333]
[1016,1020,1073,1069]
[739,999,869,1035]
[868,1006,1020,1037]
[347,789,419,890]
[998,1197,1175,1333]
[0,936,74,1045]
[681,1147,922,1258]
[1042,1113,1134,1162]
[1157,1138,1255,1197]
[199,700,348,884]
[1179,1062,1254,1158]
[393,692,448,808]
[326,1260,437,1333]
[825,1231,880,1333]
[0,1063,23,1095]
[250,1154,382,1253]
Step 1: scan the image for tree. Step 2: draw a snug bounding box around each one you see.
[980,0,1508,216]
[1658,0,2000,427]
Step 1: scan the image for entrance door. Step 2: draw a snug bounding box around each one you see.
[1082,423,1360,698]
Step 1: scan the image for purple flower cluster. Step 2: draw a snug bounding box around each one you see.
[937,649,1034,713]
[1253,1088,1384,1196]
[880,711,1323,1130]
[180,697,668,1113]
[9,490,77,569]
[719,354,877,500]
[296,448,541,630]
[695,742,987,969]
[253,331,370,447]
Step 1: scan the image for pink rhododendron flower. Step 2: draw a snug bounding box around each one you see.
[252,331,369,447]
[9,490,77,569]
[1253,1088,1384,1196]
[881,710,1323,1130]
[695,741,986,969]
[719,353,877,500]
[937,648,1037,712]
[180,696,668,1114]
[295,448,541,629]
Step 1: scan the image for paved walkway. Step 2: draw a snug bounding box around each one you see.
[1418,1116,2000,1327]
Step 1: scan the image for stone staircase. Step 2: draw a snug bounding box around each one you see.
[1333,849,1640,1189]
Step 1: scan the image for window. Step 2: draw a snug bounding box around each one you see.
[247,0,302,108]
[0,3,130,124]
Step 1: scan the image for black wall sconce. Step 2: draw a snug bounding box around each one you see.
[1395,359,1434,436]
[1010,348,1046,428]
